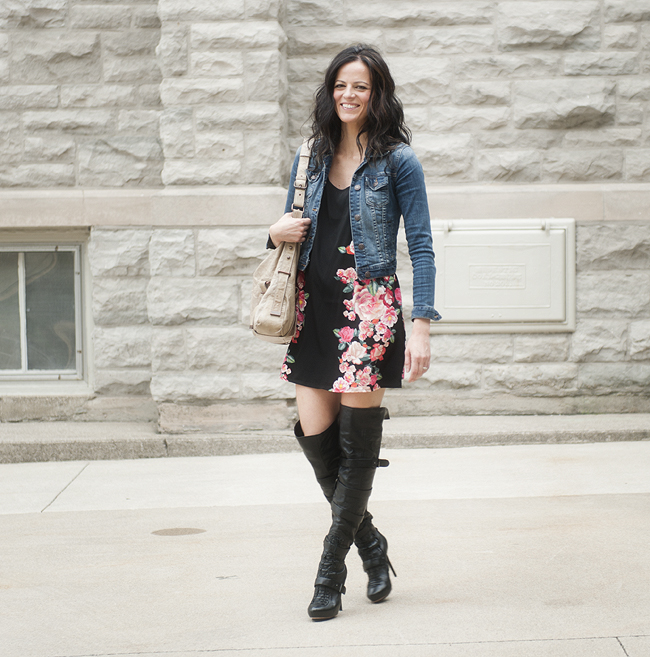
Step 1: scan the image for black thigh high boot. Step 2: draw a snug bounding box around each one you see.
[307,405,389,620]
[294,420,340,502]
[294,420,396,603]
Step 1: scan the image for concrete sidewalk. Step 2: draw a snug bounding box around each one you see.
[1,440,650,657]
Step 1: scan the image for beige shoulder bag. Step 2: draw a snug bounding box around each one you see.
[250,140,311,343]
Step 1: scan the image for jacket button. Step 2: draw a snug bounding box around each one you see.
[354,214,361,221]
[358,243,365,250]
[354,184,361,191]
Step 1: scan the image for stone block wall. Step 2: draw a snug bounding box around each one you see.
[1,1,650,426]
[285,0,650,184]
[89,223,293,430]
[387,218,650,416]
[81,214,650,428]
[3,1,650,187]
[156,0,288,185]
[0,0,163,187]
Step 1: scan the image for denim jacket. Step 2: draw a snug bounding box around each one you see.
[283,142,441,322]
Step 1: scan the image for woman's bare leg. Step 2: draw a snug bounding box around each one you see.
[341,388,385,409]
[295,385,341,435]
[296,386,387,435]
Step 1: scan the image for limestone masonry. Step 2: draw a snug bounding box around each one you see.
[1,0,649,428]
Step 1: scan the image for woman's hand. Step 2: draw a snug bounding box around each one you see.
[404,318,431,383]
[269,212,312,247]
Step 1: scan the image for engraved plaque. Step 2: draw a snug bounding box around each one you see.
[469,265,525,290]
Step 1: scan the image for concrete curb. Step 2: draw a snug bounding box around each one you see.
[1,414,649,463]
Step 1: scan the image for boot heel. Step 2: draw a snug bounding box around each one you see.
[357,525,395,602]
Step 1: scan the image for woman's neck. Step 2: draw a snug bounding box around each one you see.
[337,124,367,161]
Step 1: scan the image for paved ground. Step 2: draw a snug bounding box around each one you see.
[1,440,650,657]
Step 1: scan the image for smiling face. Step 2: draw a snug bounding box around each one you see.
[333,59,372,130]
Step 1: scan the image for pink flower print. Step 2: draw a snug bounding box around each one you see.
[336,267,357,284]
[382,306,398,328]
[344,370,355,384]
[280,366,291,381]
[395,287,402,304]
[357,366,373,387]
[354,286,386,322]
[343,298,356,321]
[345,241,355,255]
[382,287,394,306]
[342,341,367,364]
[370,344,386,361]
[375,322,393,342]
[332,378,351,392]
[339,360,355,374]
[280,359,291,381]
[298,290,307,312]
[358,320,374,340]
[338,326,355,343]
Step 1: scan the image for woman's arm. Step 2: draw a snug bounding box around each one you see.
[267,145,312,247]
[393,146,440,322]
[392,146,439,383]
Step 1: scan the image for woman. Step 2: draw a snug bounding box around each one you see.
[268,44,440,620]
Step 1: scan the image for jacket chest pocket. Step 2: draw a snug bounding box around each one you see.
[364,174,389,207]
[305,171,321,201]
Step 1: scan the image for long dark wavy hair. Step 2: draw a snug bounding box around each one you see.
[309,44,411,167]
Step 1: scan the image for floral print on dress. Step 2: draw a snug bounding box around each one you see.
[338,240,355,256]
[330,262,402,393]
[280,271,308,381]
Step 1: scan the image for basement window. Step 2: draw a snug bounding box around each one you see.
[0,246,83,380]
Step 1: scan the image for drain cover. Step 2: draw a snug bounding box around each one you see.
[152,528,207,536]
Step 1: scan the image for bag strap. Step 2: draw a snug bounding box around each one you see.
[269,242,298,318]
[291,140,312,219]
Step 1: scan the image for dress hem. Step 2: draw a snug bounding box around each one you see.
[283,376,403,392]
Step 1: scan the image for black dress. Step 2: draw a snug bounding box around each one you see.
[281,179,406,392]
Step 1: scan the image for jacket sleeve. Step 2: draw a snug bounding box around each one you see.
[268,145,303,250]
[393,146,441,322]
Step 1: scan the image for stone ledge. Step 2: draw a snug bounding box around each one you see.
[0,186,287,227]
[2,183,650,228]
[0,422,165,463]
[1,414,648,463]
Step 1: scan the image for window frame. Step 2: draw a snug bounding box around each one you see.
[0,243,84,381]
